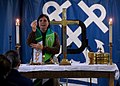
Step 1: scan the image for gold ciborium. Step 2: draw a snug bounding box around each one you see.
[88,48,109,64]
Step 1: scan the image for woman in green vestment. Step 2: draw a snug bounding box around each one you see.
[27,14,60,86]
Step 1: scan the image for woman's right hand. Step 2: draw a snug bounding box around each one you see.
[31,20,37,32]
[30,43,43,50]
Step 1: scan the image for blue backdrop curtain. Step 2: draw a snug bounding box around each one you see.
[0,0,20,53]
[0,0,120,85]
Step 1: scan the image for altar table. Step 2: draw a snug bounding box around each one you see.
[19,63,119,86]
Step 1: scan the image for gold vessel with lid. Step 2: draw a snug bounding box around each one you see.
[88,48,109,64]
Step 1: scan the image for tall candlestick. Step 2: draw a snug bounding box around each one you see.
[16,19,20,44]
[109,18,112,43]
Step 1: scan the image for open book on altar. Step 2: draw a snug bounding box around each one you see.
[32,41,42,63]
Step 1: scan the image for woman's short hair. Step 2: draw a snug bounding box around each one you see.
[37,14,50,29]
[0,54,11,77]
[4,50,20,68]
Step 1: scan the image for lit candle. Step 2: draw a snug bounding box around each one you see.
[16,18,20,44]
[109,18,112,43]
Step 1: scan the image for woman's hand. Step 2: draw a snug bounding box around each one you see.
[31,20,37,32]
[30,43,43,50]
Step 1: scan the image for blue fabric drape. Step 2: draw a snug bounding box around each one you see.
[0,0,20,53]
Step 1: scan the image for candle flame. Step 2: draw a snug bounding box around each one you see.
[16,18,20,26]
[109,18,112,25]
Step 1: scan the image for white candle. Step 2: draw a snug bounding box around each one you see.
[109,18,112,43]
[16,19,20,44]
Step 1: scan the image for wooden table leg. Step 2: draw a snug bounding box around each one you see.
[109,73,114,86]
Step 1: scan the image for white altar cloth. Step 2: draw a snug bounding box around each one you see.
[18,63,119,80]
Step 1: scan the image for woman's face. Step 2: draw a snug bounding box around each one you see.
[39,16,49,33]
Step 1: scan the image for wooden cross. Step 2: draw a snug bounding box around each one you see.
[51,8,79,65]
